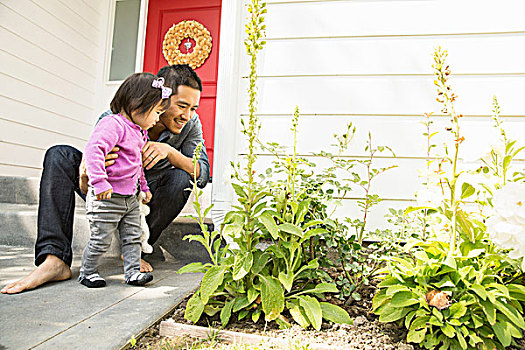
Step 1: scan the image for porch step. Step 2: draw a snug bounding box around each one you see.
[0,175,214,262]
[0,203,214,262]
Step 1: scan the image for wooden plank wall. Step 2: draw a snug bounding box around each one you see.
[238,0,525,229]
[0,0,105,177]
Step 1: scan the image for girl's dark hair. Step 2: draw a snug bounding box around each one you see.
[157,64,202,93]
[110,73,170,118]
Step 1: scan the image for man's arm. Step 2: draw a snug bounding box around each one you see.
[142,142,198,177]
[142,116,210,187]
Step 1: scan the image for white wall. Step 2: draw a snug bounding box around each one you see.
[0,0,106,177]
[222,0,525,229]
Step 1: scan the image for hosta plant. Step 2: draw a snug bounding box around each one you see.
[373,239,525,350]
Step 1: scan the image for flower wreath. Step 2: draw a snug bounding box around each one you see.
[162,20,212,69]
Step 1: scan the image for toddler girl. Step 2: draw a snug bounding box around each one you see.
[79,73,172,288]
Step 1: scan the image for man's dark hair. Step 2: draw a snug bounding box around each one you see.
[110,73,170,117]
[157,64,203,93]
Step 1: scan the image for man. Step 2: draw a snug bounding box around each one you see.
[1,65,210,294]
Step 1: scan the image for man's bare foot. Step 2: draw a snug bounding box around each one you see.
[121,255,153,272]
[1,254,72,294]
[140,259,153,272]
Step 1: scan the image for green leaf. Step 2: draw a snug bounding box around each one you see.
[279,223,303,237]
[443,255,457,269]
[508,283,525,302]
[259,275,285,321]
[301,228,328,243]
[233,296,251,312]
[378,304,410,323]
[372,288,389,312]
[407,328,426,343]
[296,282,339,297]
[471,283,488,301]
[278,271,294,292]
[494,300,525,330]
[294,199,310,225]
[441,323,455,338]
[461,182,475,199]
[184,292,205,323]
[247,287,259,304]
[456,328,467,350]
[251,251,270,274]
[259,212,279,240]
[177,262,207,274]
[200,266,226,304]
[233,252,253,280]
[479,299,496,325]
[299,295,323,331]
[320,302,352,324]
[493,322,511,347]
[289,304,310,329]
[390,291,419,307]
[448,301,467,319]
[220,299,234,326]
[232,183,247,199]
[252,309,261,323]
[386,285,410,297]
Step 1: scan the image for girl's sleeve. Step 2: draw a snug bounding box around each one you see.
[85,117,122,195]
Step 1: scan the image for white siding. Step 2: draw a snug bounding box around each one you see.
[233,0,525,229]
[0,0,106,176]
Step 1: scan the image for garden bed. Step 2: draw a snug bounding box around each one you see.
[131,287,413,350]
[130,276,525,350]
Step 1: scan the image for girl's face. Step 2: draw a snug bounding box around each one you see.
[133,101,165,130]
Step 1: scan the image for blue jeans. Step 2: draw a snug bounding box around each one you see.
[35,145,193,267]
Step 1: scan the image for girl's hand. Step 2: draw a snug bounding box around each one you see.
[142,191,152,204]
[96,189,113,200]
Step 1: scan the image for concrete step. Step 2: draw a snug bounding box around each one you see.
[0,175,215,262]
[0,175,212,212]
[0,203,215,263]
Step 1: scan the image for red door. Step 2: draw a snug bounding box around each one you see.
[143,0,221,175]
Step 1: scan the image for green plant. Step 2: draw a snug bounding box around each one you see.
[373,240,525,349]
[374,47,525,350]
[309,123,398,303]
[178,3,349,330]
[128,334,137,348]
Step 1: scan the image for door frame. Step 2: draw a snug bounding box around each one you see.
[99,0,242,224]
[103,0,150,85]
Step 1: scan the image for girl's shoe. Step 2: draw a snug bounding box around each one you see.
[79,273,106,288]
[126,272,153,286]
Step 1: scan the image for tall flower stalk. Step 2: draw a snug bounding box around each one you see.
[433,47,463,252]
[241,0,266,248]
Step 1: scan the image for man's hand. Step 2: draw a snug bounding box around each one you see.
[79,147,119,194]
[142,191,152,204]
[96,189,113,200]
[142,142,171,170]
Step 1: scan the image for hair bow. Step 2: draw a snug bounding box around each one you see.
[152,77,172,99]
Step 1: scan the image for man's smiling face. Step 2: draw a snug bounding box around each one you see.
[159,85,201,134]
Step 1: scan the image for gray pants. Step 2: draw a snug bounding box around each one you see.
[80,188,141,281]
